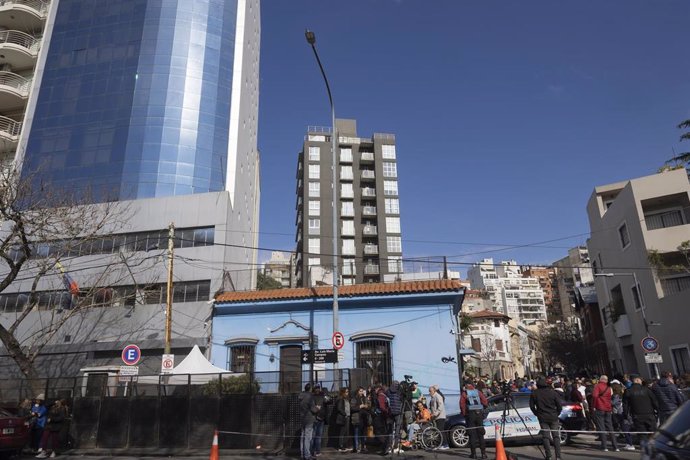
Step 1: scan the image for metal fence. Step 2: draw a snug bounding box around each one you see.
[0,369,370,451]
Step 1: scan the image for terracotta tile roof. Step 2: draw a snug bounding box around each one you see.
[215,279,463,304]
[466,309,511,320]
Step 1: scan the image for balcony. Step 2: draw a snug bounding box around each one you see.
[364,244,378,255]
[363,225,377,236]
[0,115,21,145]
[361,170,375,180]
[0,1,49,31]
[341,189,354,199]
[0,30,39,70]
[362,206,376,216]
[361,151,374,162]
[0,71,30,110]
[364,265,379,275]
[361,187,376,198]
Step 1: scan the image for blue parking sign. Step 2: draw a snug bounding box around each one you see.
[121,344,141,365]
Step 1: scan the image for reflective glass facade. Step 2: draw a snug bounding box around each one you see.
[22,0,238,201]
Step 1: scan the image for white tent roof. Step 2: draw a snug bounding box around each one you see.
[171,345,232,375]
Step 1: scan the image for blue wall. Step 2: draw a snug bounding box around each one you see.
[211,298,464,414]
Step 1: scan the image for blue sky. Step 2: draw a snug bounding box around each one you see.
[256,1,690,275]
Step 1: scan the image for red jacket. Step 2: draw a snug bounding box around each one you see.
[592,382,613,412]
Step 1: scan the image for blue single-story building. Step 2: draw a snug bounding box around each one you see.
[210,279,465,401]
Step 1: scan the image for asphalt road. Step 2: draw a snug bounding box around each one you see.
[15,436,643,460]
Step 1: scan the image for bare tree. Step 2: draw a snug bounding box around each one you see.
[478,334,499,380]
[0,165,139,390]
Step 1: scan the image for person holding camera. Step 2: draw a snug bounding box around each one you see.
[461,383,488,459]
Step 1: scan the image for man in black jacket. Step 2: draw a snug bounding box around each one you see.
[299,384,319,460]
[652,372,685,423]
[529,378,563,460]
[623,377,658,445]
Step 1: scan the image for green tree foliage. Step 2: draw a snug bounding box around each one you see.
[256,270,282,290]
[540,322,592,373]
[201,373,261,396]
[665,119,690,165]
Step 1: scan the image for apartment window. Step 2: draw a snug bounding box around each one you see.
[355,336,393,386]
[340,148,353,163]
[308,182,320,197]
[308,218,320,235]
[308,164,320,179]
[341,183,353,198]
[385,217,401,234]
[308,135,325,142]
[645,209,685,230]
[342,239,355,255]
[383,180,398,196]
[308,257,320,266]
[387,236,402,253]
[226,343,256,373]
[661,275,690,296]
[308,238,320,255]
[385,198,400,214]
[342,220,355,236]
[495,340,504,351]
[382,144,396,159]
[618,223,630,249]
[308,146,320,161]
[671,346,690,375]
[382,162,397,178]
[341,201,354,217]
[342,259,356,275]
[388,256,402,274]
[340,165,353,180]
[308,200,320,216]
[471,338,481,352]
[631,284,642,310]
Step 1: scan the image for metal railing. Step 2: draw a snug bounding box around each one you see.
[0,30,39,53]
[364,244,379,255]
[0,0,50,15]
[0,116,21,139]
[361,170,375,179]
[361,187,376,197]
[361,151,374,161]
[0,71,30,94]
[364,265,379,275]
[362,206,376,216]
[363,225,377,235]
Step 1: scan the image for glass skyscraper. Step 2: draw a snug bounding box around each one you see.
[20,0,251,201]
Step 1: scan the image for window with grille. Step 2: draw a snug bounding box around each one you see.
[227,344,255,373]
[383,180,398,196]
[385,217,401,234]
[308,146,320,161]
[382,162,397,178]
[385,198,400,214]
[309,182,320,197]
[356,339,392,386]
[309,164,320,179]
[382,145,396,159]
[387,236,402,253]
[618,223,630,248]
[645,209,684,230]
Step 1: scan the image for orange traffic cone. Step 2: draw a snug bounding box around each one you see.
[209,429,219,460]
[494,424,507,460]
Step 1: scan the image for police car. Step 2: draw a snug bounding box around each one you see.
[445,392,586,447]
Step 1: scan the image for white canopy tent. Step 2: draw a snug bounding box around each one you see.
[137,345,243,384]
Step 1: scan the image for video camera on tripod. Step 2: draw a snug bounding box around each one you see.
[398,374,415,402]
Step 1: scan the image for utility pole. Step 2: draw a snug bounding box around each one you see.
[164,222,175,355]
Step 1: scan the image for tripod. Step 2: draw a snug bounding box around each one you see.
[498,392,547,460]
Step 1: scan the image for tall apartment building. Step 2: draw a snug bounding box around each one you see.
[263,251,295,288]
[521,266,561,323]
[468,258,547,323]
[553,246,594,321]
[295,119,402,286]
[0,0,261,377]
[587,168,690,378]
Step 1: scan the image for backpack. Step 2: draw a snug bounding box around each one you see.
[372,391,389,416]
[466,389,484,411]
[612,394,623,415]
[388,390,402,416]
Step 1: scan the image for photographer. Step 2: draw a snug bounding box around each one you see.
[461,383,488,459]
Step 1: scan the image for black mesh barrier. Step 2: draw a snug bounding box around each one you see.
[71,398,100,448]
[159,396,189,448]
[188,397,219,448]
[96,397,130,448]
[128,397,159,447]
[218,395,252,449]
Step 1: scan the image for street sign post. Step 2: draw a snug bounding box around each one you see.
[332,331,344,350]
[301,349,338,364]
[121,344,141,366]
[161,354,175,374]
[644,353,663,364]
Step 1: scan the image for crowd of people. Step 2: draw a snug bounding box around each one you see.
[15,394,71,458]
[299,370,688,460]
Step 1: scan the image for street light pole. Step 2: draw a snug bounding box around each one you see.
[164,222,175,355]
[305,30,339,372]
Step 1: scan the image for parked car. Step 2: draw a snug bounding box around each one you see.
[641,401,690,460]
[446,392,587,448]
[0,408,30,458]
